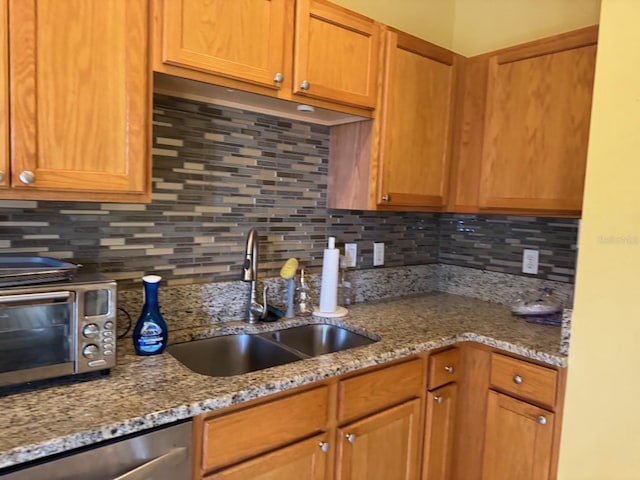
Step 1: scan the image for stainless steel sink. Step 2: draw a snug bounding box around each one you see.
[166,334,302,377]
[167,324,378,377]
[265,324,376,357]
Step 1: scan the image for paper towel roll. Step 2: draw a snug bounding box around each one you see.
[318,238,340,313]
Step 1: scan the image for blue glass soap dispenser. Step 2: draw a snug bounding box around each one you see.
[133,275,168,356]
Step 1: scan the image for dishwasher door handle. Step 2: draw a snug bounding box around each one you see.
[114,446,189,480]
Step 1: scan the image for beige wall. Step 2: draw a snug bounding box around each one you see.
[333,0,600,55]
[330,0,455,49]
[452,0,601,55]
[558,0,640,477]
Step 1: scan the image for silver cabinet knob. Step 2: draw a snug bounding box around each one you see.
[19,170,36,184]
[300,80,310,90]
[434,395,444,404]
[381,195,390,202]
[0,171,4,182]
[345,433,356,444]
[318,441,329,453]
[273,72,284,83]
[537,416,547,425]
[444,365,454,374]
[513,375,523,385]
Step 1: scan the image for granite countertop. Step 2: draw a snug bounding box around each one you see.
[0,292,567,470]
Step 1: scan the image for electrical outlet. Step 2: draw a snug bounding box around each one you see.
[522,249,539,274]
[345,243,357,267]
[373,242,385,266]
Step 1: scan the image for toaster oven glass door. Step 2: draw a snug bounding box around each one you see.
[0,291,75,386]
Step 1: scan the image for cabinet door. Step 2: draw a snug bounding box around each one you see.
[481,391,555,480]
[336,399,421,480]
[422,384,457,480]
[377,30,458,209]
[0,0,7,189]
[160,0,290,90]
[479,29,597,213]
[206,433,329,480]
[8,0,149,197]
[294,0,379,109]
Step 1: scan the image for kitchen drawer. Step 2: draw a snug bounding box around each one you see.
[490,353,558,408]
[428,347,460,390]
[200,386,329,472]
[337,357,423,422]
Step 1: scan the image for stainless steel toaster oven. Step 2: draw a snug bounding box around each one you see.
[0,275,117,387]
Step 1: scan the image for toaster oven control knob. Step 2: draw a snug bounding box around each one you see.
[82,344,100,359]
[82,324,100,339]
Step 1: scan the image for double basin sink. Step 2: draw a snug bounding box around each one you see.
[167,324,378,377]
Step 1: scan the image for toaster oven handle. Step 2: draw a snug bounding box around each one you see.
[0,291,73,305]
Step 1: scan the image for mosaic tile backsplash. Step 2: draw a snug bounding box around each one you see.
[0,95,578,290]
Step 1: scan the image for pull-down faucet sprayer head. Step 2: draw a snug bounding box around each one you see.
[242,228,258,282]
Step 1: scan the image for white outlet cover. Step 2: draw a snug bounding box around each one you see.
[522,249,539,274]
[345,243,357,267]
[373,242,385,266]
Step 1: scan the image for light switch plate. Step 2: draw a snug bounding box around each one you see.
[373,242,384,266]
[345,243,357,267]
[522,249,539,274]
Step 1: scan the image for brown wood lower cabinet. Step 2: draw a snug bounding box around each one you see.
[193,357,425,480]
[481,391,555,480]
[193,346,566,480]
[422,384,458,480]
[453,344,566,480]
[206,433,330,480]
[336,399,422,480]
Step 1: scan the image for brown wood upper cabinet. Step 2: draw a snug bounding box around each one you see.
[2,0,151,202]
[154,0,380,111]
[329,28,460,211]
[450,26,598,216]
[0,0,8,189]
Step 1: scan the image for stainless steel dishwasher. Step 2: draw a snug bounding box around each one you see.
[1,420,191,480]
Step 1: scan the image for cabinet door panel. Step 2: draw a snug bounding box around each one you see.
[482,391,555,480]
[294,0,379,108]
[377,31,457,208]
[207,433,329,480]
[336,399,421,480]
[8,0,148,195]
[422,384,457,480]
[0,0,7,188]
[479,41,596,212]
[161,0,289,89]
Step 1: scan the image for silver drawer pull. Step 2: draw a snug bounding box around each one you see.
[513,375,523,385]
[537,415,547,425]
[345,433,356,444]
[444,365,454,374]
[319,441,329,453]
[434,395,444,404]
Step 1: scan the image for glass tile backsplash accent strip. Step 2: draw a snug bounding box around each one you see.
[439,214,579,283]
[0,95,578,288]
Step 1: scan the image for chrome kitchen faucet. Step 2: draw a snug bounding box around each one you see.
[242,228,267,323]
